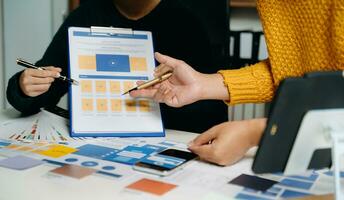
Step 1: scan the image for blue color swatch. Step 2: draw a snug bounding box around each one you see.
[74,144,119,159]
[289,173,319,182]
[96,54,130,72]
[281,190,310,198]
[235,193,270,200]
[278,179,313,190]
[0,141,11,147]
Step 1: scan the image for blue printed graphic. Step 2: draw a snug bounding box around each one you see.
[280,190,310,198]
[278,179,313,190]
[140,154,185,169]
[74,144,119,159]
[81,161,99,167]
[65,158,78,163]
[96,54,130,72]
[0,141,11,147]
[104,145,167,165]
[235,193,270,200]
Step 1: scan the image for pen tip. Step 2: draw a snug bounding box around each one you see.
[72,80,79,86]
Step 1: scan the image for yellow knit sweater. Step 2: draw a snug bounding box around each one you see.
[219,0,344,105]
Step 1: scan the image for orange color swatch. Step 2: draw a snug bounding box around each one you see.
[138,100,150,112]
[96,99,108,112]
[109,81,121,94]
[50,164,96,179]
[78,55,96,70]
[95,81,107,93]
[111,99,122,112]
[130,57,148,71]
[125,99,137,112]
[126,178,177,196]
[82,98,94,111]
[80,80,92,93]
[123,81,135,93]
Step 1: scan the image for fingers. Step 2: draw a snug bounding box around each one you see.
[129,88,157,98]
[24,68,60,78]
[188,144,215,163]
[20,83,51,97]
[43,66,62,73]
[189,126,218,146]
[22,76,55,85]
[19,66,61,97]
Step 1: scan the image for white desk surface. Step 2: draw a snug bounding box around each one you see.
[0,109,336,200]
[0,109,255,200]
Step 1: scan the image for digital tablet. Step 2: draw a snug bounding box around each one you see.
[252,71,344,174]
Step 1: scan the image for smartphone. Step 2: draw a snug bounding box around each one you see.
[133,149,197,176]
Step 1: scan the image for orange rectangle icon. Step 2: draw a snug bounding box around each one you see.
[79,55,96,70]
[82,98,94,111]
[80,80,92,93]
[125,99,137,112]
[130,57,148,71]
[96,99,108,112]
[123,81,135,93]
[111,99,122,112]
[95,80,107,93]
[110,81,121,94]
[139,100,150,112]
[126,178,177,196]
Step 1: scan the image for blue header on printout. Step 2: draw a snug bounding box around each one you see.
[73,31,148,40]
[79,75,149,80]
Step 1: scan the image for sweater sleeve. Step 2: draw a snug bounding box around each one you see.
[218,59,275,105]
[6,6,87,115]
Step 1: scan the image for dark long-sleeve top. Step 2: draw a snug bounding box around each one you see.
[7,0,228,133]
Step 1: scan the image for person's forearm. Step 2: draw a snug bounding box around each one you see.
[247,118,268,147]
[198,73,230,101]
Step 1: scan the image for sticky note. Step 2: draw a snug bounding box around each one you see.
[126,178,177,196]
[0,155,44,170]
[229,174,277,192]
[34,144,77,158]
[50,164,96,179]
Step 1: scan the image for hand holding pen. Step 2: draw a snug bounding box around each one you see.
[17,59,78,97]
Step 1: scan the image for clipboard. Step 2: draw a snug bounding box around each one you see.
[252,71,344,174]
[68,26,164,137]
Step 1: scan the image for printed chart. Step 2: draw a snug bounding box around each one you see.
[68,27,164,136]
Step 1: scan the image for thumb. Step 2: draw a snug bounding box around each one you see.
[189,127,217,147]
[188,144,213,161]
[155,52,180,69]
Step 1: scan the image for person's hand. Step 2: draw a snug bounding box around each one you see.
[130,52,229,107]
[19,67,61,97]
[130,52,204,107]
[188,118,267,166]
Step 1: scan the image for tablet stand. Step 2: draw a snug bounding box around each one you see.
[284,109,344,200]
[330,123,344,200]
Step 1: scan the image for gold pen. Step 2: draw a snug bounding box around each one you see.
[16,58,79,85]
[122,72,173,95]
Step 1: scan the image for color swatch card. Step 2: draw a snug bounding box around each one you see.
[0,109,86,143]
[68,27,164,137]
